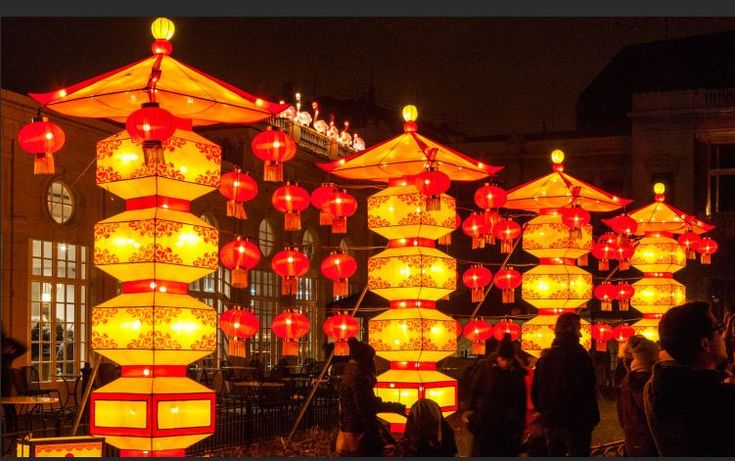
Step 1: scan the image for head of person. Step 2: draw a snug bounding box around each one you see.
[348,337,377,374]
[626,335,660,371]
[659,301,727,369]
[555,312,582,341]
[495,332,516,369]
[405,398,445,444]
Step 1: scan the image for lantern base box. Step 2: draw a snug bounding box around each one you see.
[374,369,458,427]
[16,436,105,457]
[632,318,661,342]
[521,314,592,358]
[90,377,215,451]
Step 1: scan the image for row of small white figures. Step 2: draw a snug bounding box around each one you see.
[278,99,366,151]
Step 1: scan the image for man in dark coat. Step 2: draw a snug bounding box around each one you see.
[468,333,528,456]
[531,312,599,456]
[1,328,27,433]
[644,301,735,456]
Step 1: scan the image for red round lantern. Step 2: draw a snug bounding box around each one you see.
[695,237,718,265]
[474,183,507,210]
[321,251,358,298]
[493,320,521,341]
[594,282,617,312]
[615,282,634,311]
[325,189,358,234]
[612,323,635,343]
[493,218,522,254]
[323,313,360,356]
[462,212,489,249]
[416,168,451,211]
[463,318,494,356]
[604,213,638,237]
[271,247,310,295]
[272,182,310,231]
[592,233,619,271]
[561,205,590,232]
[251,126,297,182]
[151,38,173,55]
[438,213,461,246]
[219,236,261,288]
[219,168,258,219]
[613,236,635,270]
[678,231,702,260]
[462,265,493,303]
[272,310,310,356]
[493,267,522,304]
[17,116,66,175]
[311,182,336,226]
[125,102,175,143]
[591,322,614,351]
[219,306,259,357]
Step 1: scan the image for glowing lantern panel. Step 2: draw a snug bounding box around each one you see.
[631,276,686,316]
[522,315,592,358]
[521,264,592,309]
[522,213,592,260]
[631,235,686,274]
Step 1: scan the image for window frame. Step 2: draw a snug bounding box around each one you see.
[46,180,75,225]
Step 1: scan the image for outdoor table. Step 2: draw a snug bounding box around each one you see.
[1,395,62,436]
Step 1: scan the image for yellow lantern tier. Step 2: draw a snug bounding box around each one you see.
[630,276,686,315]
[367,245,456,302]
[522,212,592,259]
[368,306,457,362]
[94,207,218,283]
[521,263,593,309]
[521,314,592,357]
[91,292,216,365]
[367,185,455,240]
[97,129,221,201]
[90,375,214,454]
[630,235,686,274]
[632,318,661,342]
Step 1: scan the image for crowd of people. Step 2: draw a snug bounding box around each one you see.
[337,301,735,457]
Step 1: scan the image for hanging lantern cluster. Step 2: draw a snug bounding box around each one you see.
[252,126,297,182]
[271,246,310,295]
[326,188,358,234]
[219,236,261,288]
[463,318,493,355]
[272,181,310,231]
[218,168,257,219]
[219,306,259,357]
[473,183,507,245]
[271,309,310,356]
[311,182,336,226]
[591,322,614,351]
[18,115,66,175]
[321,250,357,298]
[462,212,489,249]
[323,312,360,356]
[462,265,492,303]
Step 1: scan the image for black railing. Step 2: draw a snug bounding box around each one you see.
[267,117,355,160]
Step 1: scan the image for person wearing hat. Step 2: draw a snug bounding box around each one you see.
[616,335,660,456]
[467,333,528,456]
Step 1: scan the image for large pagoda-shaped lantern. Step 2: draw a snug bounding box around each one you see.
[625,183,715,340]
[504,150,631,356]
[28,18,286,457]
[320,106,501,432]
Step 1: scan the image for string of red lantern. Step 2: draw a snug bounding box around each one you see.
[612,323,635,342]
[462,212,489,249]
[321,251,358,298]
[271,247,310,295]
[323,312,360,356]
[591,322,614,351]
[17,116,66,175]
[325,188,358,234]
[125,101,176,165]
[463,318,493,355]
[462,265,492,303]
[219,236,261,288]
[594,282,616,312]
[492,319,521,341]
[474,183,506,245]
[219,306,259,357]
[493,218,522,254]
[218,168,258,219]
[251,126,297,182]
[415,167,451,211]
[311,182,337,226]
[272,181,310,231]
[272,309,310,356]
[493,267,522,304]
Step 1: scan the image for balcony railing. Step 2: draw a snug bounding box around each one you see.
[267,117,355,160]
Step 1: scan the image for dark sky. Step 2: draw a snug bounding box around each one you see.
[5,17,735,136]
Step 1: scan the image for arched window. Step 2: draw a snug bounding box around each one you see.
[199,213,219,228]
[258,219,275,257]
[302,229,317,259]
[46,180,74,224]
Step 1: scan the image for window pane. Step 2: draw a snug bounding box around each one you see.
[33,240,41,257]
[717,175,735,211]
[718,145,735,169]
[258,219,275,256]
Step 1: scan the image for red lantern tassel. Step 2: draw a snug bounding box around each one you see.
[598,259,609,271]
[333,279,348,297]
[282,339,299,356]
[264,161,283,182]
[500,239,513,254]
[472,236,485,250]
[334,341,349,356]
[601,300,612,311]
[282,277,298,295]
[438,232,452,246]
[701,254,712,264]
[229,339,245,357]
[502,288,515,304]
[319,210,333,226]
[577,253,588,267]
[285,211,302,231]
[231,268,249,288]
[569,228,581,241]
[331,216,347,234]
[619,299,629,311]
[472,341,486,356]
[595,340,607,352]
[471,287,484,303]
[142,141,165,166]
[686,249,696,260]
[34,152,55,175]
[485,234,496,246]
[426,195,441,211]
[227,200,247,219]
[619,259,630,271]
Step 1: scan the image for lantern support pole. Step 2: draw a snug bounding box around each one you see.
[72,353,101,436]
[284,280,372,447]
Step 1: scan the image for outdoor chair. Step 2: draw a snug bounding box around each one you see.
[9,366,68,435]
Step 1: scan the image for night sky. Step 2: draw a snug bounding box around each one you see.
[4,17,735,136]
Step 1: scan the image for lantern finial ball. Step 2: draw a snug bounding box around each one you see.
[653,182,666,195]
[551,149,565,164]
[402,105,418,122]
[151,17,175,40]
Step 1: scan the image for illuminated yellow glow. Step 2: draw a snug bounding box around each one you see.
[522,213,592,259]
[551,149,565,164]
[151,17,175,40]
[402,105,418,122]
[94,400,148,428]
[158,400,211,430]
[653,183,665,195]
